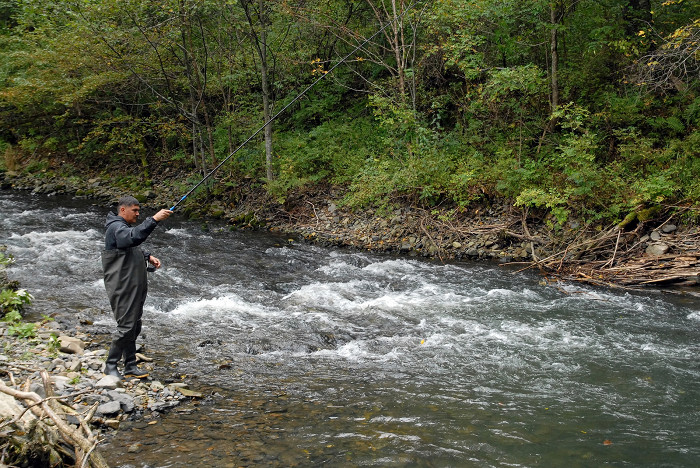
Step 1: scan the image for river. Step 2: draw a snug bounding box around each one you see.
[1,190,699,467]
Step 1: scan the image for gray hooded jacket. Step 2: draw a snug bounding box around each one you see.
[102,212,159,337]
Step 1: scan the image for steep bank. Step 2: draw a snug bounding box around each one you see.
[1,170,698,291]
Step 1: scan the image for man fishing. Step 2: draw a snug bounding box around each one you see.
[102,195,172,379]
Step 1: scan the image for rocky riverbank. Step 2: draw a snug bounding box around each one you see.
[0,314,203,466]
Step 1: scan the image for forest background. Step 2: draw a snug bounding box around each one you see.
[0,0,698,228]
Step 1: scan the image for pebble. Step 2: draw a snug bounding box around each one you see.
[1,320,198,438]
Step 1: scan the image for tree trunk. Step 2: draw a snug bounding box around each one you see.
[259,0,273,181]
[550,3,560,111]
[241,0,275,181]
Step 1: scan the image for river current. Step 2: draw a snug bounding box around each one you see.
[1,191,699,467]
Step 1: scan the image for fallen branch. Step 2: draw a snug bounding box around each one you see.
[0,377,110,468]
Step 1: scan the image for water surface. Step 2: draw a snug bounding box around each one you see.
[1,191,698,467]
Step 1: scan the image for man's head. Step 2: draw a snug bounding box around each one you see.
[117,196,140,224]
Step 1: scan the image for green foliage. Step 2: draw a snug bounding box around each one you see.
[0,0,697,223]
[47,333,61,355]
[1,292,36,339]
[8,319,37,339]
[515,187,571,228]
[0,287,33,317]
[0,249,13,267]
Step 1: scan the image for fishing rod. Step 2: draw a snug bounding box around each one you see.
[170,0,421,211]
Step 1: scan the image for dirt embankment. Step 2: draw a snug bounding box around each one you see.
[2,171,699,292]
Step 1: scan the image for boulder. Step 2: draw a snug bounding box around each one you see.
[58,336,85,355]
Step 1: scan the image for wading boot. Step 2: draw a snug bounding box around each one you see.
[104,343,123,379]
[123,342,149,379]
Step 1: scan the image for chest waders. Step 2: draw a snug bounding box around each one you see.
[102,246,150,379]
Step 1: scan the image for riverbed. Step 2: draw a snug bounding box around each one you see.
[1,191,699,467]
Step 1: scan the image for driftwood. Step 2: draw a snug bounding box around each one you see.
[518,207,700,289]
[0,368,109,468]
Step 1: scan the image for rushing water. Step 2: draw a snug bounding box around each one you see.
[1,191,699,467]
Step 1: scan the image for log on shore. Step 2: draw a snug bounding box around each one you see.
[0,369,109,468]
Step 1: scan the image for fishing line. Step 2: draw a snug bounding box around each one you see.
[170,0,422,211]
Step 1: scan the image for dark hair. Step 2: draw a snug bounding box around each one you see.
[116,195,140,211]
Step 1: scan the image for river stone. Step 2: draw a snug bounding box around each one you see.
[150,381,165,392]
[108,391,136,413]
[149,400,178,412]
[104,419,121,430]
[127,443,143,453]
[58,336,85,355]
[51,376,70,392]
[646,243,669,256]
[67,359,82,372]
[650,231,661,241]
[97,400,122,416]
[29,382,47,398]
[174,387,203,398]
[661,224,677,234]
[95,375,121,390]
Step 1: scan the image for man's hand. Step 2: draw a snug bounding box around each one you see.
[148,255,162,269]
[153,209,173,222]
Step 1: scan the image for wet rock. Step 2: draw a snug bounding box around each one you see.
[104,419,121,430]
[149,401,178,412]
[127,443,143,453]
[174,387,203,398]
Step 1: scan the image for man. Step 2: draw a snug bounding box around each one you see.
[102,195,172,379]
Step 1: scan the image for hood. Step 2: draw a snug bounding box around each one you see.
[105,211,126,229]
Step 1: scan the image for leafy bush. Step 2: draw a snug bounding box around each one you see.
[1,289,35,338]
[0,288,33,318]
